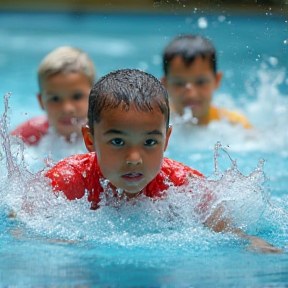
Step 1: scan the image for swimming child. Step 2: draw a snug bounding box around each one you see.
[11,46,96,146]
[45,68,202,207]
[161,34,251,128]
[45,69,281,254]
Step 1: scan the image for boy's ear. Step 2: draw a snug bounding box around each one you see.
[164,125,172,152]
[214,72,223,89]
[82,125,94,152]
[161,76,167,88]
[37,93,45,110]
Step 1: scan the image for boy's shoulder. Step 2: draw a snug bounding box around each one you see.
[45,152,99,200]
[162,157,203,180]
[10,115,49,145]
[139,158,203,198]
[48,152,97,172]
[210,106,251,129]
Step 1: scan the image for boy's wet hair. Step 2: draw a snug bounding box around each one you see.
[38,46,96,91]
[163,34,217,75]
[88,69,170,134]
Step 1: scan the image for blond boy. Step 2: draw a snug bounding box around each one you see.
[11,46,96,145]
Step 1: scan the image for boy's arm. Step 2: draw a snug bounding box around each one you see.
[10,116,49,145]
[45,158,87,200]
[204,205,283,254]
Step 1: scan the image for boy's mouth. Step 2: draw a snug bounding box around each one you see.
[185,101,201,109]
[59,117,87,126]
[59,117,78,126]
[122,172,144,182]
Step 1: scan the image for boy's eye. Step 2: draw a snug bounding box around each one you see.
[194,78,211,87]
[168,76,212,88]
[110,138,124,146]
[49,96,60,102]
[144,139,157,146]
[172,80,186,87]
[73,93,84,100]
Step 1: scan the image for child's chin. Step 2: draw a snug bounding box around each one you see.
[123,187,144,195]
[57,129,81,139]
[126,190,141,195]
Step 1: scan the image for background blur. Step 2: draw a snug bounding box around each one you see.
[1,0,287,131]
[0,0,287,14]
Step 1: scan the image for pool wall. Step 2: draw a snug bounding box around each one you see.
[0,0,287,15]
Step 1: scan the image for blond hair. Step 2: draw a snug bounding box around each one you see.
[38,46,96,91]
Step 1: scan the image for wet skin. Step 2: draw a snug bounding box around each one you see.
[82,103,172,197]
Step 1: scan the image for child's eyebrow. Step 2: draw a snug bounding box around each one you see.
[147,130,163,136]
[103,129,163,136]
[103,129,123,135]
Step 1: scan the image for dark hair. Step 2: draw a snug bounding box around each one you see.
[163,34,217,75]
[88,69,170,134]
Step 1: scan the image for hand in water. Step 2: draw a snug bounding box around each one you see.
[245,236,284,254]
[204,205,284,255]
[10,227,77,244]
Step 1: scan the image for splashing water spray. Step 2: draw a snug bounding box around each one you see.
[0,93,55,216]
[0,93,287,246]
[173,107,198,125]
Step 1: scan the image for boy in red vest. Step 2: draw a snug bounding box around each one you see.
[46,69,281,254]
[11,46,96,146]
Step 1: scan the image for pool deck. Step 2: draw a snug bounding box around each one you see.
[0,0,287,16]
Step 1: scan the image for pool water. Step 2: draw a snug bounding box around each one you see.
[0,10,288,287]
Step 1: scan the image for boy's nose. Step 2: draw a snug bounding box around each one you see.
[185,82,195,91]
[62,100,75,113]
[184,83,197,97]
[126,151,142,165]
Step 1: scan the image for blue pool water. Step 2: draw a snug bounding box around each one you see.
[0,10,288,287]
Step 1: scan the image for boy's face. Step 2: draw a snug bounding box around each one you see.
[162,55,222,125]
[83,103,172,195]
[38,72,91,138]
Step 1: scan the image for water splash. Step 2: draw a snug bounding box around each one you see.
[0,94,286,251]
[0,93,58,217]
[167,64,288,156]
[171,107,198,125]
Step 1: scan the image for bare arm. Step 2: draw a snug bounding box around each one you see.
[204,205,283,254]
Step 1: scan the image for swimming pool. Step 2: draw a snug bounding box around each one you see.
[0,10,288,287]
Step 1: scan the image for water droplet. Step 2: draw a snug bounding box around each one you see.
[218,15,226,22]
[268,57,278,66]
[197,17,208,29]
[138,61,148,71]
[152,55,161,65]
